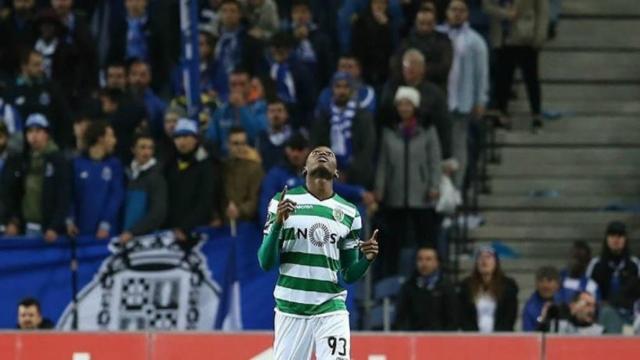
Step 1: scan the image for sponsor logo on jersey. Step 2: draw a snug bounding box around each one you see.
[294,223,340,247]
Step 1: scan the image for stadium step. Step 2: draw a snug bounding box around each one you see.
[469,225,640,241]
[488,164,640,178]
[511,100,640,115]
[548,19,640,50]
[540,52,640,81]
[488,178,640,196]
[482,211,640,226]
[562,0,640,16]
[478,195,640,210]
[497,147,640,165]
[520,83,640,101]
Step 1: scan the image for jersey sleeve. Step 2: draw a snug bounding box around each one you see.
[262,193,281,235]
[340,210,362,250]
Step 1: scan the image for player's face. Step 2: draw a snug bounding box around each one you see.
[536,278,559,299]
[306,147,337,179]
[18,305,42,329]
[416,249,439,276]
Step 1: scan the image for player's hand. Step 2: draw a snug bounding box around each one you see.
[360,229,379,261]
[226,201,239,220]
[276,185,297,225]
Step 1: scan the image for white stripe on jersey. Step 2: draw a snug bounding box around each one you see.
[274,285,347,305]
[280,263,338,283]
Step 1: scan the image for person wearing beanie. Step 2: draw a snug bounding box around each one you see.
[165,118,222,242]
[1,113,70,241]
[375,86,442,276]
[458,246,519,332]
[586,221,640,333]
[311,71,375,189]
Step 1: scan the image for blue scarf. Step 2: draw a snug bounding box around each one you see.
[126,15,149,60]
[270,60,296,103]
[215,30,239,75]
[330,100,357,169]
[417,271,441,290]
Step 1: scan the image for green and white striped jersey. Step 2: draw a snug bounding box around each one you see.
[264,186,362,317]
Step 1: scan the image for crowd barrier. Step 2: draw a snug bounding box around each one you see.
[1,332,639,360]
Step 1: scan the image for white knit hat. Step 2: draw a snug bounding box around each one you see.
[394,86,421,108]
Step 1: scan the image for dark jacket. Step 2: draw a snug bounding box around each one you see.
[394,271,459,331]
[255,127,291,171]
[7,75,72,148]
[165,146,220,232]
[108,14,171,92]
[379,79,452,159]
[123,159,167,236]
[586,249,640,309]
[351,9,395,88]
[458,276,519,331]
[289,24,335,89]
[0,9,37,75]
[375,125,441,209]
[311,108,376,188]
[394,29,453,91]
[1,149,70,233]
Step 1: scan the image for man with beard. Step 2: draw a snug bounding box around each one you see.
[128,58,166,138]
[258,146,379,360]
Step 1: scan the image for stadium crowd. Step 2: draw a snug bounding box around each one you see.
[1,0,638,334]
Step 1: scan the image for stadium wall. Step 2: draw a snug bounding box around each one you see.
[1,332,639,359]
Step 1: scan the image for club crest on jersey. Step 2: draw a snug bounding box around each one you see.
[332,208,345,223]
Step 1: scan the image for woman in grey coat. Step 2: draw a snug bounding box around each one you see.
[375,86,442,276]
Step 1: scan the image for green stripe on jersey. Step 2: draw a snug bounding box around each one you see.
[276,298,347,316]
[332,194,357,211]
[277,274,344,294]
[281,251,341,271]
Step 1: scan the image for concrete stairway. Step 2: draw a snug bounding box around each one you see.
[461,0,640,320]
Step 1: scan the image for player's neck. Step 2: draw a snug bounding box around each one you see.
[305,177,334,201]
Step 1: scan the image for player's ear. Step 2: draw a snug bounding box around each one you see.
[302,167,308,176]
[334,170,340,179]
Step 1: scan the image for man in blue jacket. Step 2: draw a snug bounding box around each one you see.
[1,113,70,242]
[522,266,561,331]
[258,133,374,226]
[67,120,124,239]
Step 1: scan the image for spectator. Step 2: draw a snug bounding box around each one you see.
[458,246,519,332]
[558,241,600,304]
[245,0,280,40]
[222,127,264,222]
[258,132,373,226]
[522,266,560,331]
[70,112,92,155]
[0,122,9,174]
[0,85,23,152]
[165,119,221,241]
[7,49,72,149]
[266,31,315,129]
[484,0,549,131]
[171,29,221,98]
[104,60,128,91]
[99,88,146,164]
[206,69,267,155]
[68,120,124,239]
[213,0,263,99]
[374,86,441,276]
[255,98,292,171]
[17,297,54,330]
[316,54,376,116]
[311,71,375,188]
[1,113,69,241]
[156,105,185,168]
[108,0,170,92]
[537,291,604,335]
[0,0,38,76]
[289,0,334,90]
[395,246,459,331]
[379,48,452,161]
[586,221,640,333]
[351,0,397,90]
[128,59,167,139]
[50,0,98,102]
[394,7,453,91]
[119,132,167,244]
[437,0,489,188]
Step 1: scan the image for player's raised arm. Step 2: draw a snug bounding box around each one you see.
[341,229,379,283]
[257,186,297,271]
